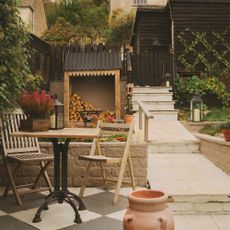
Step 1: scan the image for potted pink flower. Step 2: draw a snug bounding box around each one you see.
[18,91,54,131]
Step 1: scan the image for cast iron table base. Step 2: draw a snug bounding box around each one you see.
[32,139,86,224]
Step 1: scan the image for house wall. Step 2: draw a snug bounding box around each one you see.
[131,8,172,85]
[170,1,230,73]
[18,0,47,37]
[110,0,133,13]
[18,7,33,33]
[110,0,167,14]
[33,0,48,37]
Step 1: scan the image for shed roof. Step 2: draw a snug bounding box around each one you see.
[64,45,122,72]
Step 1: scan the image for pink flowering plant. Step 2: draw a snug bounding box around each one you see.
[18,91,54,118]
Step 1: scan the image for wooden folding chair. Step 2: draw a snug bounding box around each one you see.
[0,112,54,205]
[79,122,136,205]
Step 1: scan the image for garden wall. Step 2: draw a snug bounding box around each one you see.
[195,134,230,175]
[0,142,148,188]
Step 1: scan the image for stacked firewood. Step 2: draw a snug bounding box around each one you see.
[69,93,115,122]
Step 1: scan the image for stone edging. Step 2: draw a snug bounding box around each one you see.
[194,133,230,175]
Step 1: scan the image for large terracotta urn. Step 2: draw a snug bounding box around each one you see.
[123,190,174,230]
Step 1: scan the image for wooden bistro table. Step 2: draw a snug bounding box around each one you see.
[11,128,101,224]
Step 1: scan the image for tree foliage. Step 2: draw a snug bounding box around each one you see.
[43,0,110,45]
[107,9,135,44]
[42,0,134,45]
[0,0,30,111]
[42,17,81,46]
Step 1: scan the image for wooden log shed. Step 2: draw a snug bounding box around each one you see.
[63,45,122,127]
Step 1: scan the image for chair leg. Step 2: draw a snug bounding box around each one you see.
[113,158,128,205]
[99,162,107,190]
[127,154,136,190]
[4,161,22,205]
[79,161,92,197]
[3,162,20,197]
[32,161,53,191]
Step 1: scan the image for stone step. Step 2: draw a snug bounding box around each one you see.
[133,86,172,94]
[149,110,178,121]
[148,140,200,154]
[132,93,173,102]
[168,194,230,214]
[133,101,175,111]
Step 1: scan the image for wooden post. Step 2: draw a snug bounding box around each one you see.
[115,70,121,119]
[139,106,142,130]
[144,114,148,142]
[64,72,69,127]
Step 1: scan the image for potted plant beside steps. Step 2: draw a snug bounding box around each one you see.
[220,120,230,142]
[124,93,135,123]
[18,91,54,132]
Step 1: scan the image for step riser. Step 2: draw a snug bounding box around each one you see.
[149,113,178,121]
[148,144,200,153]
[133,103,175,111]
[132,94,173,102]
[133,87,172,94]
[169,202,230,214]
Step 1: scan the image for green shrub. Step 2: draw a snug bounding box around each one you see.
[174,75,230,107]
[200,125,220,136]
[203,107,230,121]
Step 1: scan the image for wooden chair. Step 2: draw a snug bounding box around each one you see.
[0,112,54,205]
[79,122,136,205]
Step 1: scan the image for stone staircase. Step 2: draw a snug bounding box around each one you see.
[132,86,200,154]
[132,86,177,121]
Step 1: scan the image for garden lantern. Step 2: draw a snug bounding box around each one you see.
[50,95,64,130]
[190,95,203,122]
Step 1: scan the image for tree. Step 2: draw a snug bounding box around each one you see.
[42,17,81,46]
[106,9,134,44]
[43,0,110,45]
[0,0,30,111]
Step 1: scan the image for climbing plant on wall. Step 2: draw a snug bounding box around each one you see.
[177,26,230,77]
[0,0,30,111]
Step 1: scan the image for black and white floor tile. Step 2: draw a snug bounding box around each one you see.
[0,187,140,230]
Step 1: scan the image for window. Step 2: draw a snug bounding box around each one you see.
[133,0,147,5]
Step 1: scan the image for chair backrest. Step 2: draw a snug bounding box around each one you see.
[1,112,40,156]
[98,122,134,156]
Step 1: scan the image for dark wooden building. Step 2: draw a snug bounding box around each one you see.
[130,0,230,86]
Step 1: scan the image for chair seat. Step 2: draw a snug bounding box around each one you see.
[8,152,54,162]
[79,155,121,164]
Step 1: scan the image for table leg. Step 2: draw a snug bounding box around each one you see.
[32,138,85,224]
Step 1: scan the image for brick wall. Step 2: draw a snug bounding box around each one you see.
[0,142,148,188]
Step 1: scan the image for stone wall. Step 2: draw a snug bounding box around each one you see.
[0,142,148,188]
[195,134,230,175]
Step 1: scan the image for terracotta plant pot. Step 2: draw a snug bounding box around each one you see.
[123,190,174,230]
[223,129,230,142]
[124,114,134,123]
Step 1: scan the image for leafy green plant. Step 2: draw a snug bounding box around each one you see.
[124,94,134,115]
[219,121,230,130]
[174,75,230,107]
[24,74,48,92]
[0,1,30,112]
[203,107,230,121]
[200,125,220,136]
